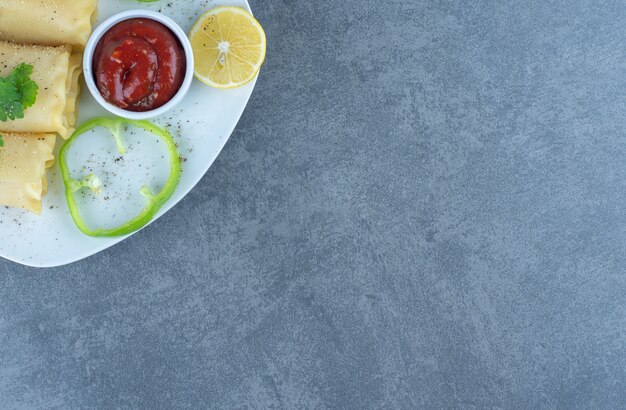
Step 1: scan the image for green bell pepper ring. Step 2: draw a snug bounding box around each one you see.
[59,117,181,237]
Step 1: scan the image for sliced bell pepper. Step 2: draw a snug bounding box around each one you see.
[59,117,181,237]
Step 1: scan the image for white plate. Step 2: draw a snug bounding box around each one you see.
[0,0,257,267]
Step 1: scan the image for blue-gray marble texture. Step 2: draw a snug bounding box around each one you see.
[2,0,626,408]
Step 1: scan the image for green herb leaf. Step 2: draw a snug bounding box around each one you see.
[8,63,38,109]
[0,79,24,122]
[0,135,4,147]
[0,63,38,122]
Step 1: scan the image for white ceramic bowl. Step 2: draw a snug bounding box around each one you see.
[83,10,195,120]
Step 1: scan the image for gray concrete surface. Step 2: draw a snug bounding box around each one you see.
[2,0,626,408]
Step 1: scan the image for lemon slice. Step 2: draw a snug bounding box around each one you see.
[189,6,267,89]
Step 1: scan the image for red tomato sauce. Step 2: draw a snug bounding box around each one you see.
[93,18,186,112]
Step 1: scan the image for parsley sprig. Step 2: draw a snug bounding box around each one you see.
[0,63,38,122]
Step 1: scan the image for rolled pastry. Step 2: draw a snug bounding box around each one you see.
[0,0,98,50]
[0,41,81,139]
[0,133,56,214]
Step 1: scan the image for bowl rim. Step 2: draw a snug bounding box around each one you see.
[83,9,195,120]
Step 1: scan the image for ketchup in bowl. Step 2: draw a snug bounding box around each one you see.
[93,18,186,112]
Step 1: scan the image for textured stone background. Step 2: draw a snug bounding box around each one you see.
[3,0,626,408]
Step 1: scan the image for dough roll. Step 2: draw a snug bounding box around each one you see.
[0,0,98,49]
[0,132,56,214]
[0,41,81,139]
